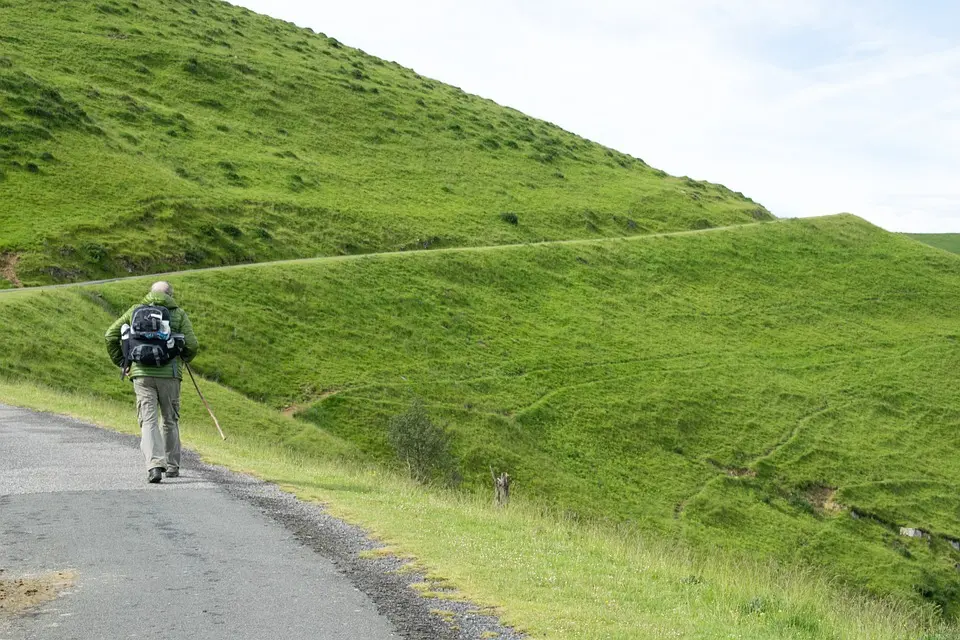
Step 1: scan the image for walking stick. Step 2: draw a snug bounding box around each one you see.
[184,361,227,440]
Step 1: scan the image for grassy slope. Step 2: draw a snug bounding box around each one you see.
[909,235,960,255]
[1,380,947,640]
[4,215,960,615]
[0,0,769,286]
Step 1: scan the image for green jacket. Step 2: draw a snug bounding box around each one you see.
[105,292,199,380]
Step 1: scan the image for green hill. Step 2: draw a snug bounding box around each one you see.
[0,0,768,287]
[5,215,960,616]
[6,0,960,634]
[909,234,960,255]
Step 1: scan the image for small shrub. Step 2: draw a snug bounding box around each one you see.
[742,596,770,615]
[500,212,519,225]
[25,162,39,173]
[82,242,108,261]
[220,224,242,238]
[183,247,207,264]
[415,98,426,107]
[225,171,246,186]
[388,398,457,485]
[97,4,127,15]
[197,98,225,110]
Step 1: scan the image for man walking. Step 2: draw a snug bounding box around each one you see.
[105,281,199,483]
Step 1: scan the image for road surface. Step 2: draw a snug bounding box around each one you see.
[0,404,398,639]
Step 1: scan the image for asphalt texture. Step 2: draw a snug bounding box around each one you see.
[0,405,523,640]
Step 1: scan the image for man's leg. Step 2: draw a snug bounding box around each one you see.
[134,377,166,472]
[156,378,182,474]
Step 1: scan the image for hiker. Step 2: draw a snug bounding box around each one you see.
[105,281,199,484]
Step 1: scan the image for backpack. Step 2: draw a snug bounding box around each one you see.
[121,305,181,367]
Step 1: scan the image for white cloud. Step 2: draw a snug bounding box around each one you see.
[233,0,960,232]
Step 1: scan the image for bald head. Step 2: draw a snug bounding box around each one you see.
[150,281,173,297]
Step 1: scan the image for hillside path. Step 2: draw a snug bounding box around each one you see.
[0,404,398,640]
[0,221,778,295]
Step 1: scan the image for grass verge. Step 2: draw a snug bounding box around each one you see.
[1,378,954,639]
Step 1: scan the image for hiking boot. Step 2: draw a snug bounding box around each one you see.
[164,468,179,478]
[147,467,163,484]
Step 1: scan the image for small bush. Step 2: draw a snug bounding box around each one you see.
[500,212,519,225]
[197,98,225,110]
[388,398,457,485]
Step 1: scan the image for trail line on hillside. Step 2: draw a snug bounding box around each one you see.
[0,220,782,295]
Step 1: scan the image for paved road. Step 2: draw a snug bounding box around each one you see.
[0,404,398,640]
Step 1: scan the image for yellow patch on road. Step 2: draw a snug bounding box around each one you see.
[0,569,76,618]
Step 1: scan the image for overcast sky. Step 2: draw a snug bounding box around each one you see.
[235,1,959,232]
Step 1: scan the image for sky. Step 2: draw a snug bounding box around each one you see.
[234,0,960,232]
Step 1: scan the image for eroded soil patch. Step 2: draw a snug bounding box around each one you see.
[807,485,842,515]
[0,569,75,618]
[0,254,22,288]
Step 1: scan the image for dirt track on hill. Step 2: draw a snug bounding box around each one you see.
[0,221,777,296]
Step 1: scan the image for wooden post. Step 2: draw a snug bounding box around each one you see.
[491,467,511,507]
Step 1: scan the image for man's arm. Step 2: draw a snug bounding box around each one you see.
[178,311,199,363]
[104,306,134,367]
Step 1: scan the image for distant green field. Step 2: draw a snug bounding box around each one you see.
[0,0,768,286]
[909,234,960,255]
[5,214,960,614]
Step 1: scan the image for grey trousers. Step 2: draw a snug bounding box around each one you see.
[133,377,181,471]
